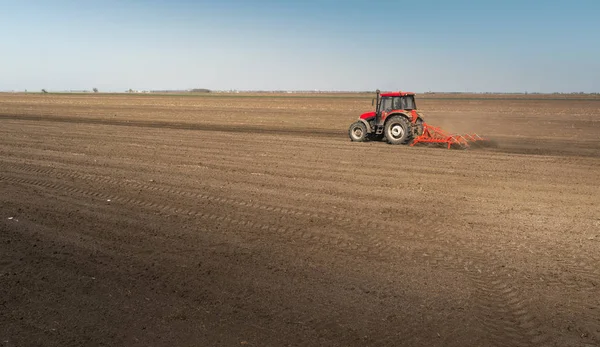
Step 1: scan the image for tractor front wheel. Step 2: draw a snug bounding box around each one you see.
[348,121,368,142]
[384,116,411,145]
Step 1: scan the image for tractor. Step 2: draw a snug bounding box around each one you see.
[348,90,488,149]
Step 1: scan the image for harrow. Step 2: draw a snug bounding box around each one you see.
[411,123,490,149]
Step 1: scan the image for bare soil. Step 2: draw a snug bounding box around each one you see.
[1,93,599,347]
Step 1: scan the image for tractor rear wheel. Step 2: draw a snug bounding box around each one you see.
[414,118,424,137]
[348,121,368,142]
[384,116,411,145]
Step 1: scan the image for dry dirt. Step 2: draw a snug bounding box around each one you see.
[1,93,599,347]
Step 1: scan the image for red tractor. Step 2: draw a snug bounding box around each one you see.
[348,90,488,149]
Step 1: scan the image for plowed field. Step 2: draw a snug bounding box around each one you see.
[1,93,599,347]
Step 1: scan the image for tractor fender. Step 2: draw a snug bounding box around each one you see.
[415,111,425,122]
[358,118,373,133]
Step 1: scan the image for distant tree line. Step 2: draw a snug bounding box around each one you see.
[135,88,212,93]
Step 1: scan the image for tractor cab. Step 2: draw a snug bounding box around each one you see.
[378,94,416,112]
[364,90,418,136]
[375,91,417,123]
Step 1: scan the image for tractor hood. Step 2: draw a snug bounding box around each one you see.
[359,111,376,120]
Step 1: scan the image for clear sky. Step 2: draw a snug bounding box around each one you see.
[1,0,599,92]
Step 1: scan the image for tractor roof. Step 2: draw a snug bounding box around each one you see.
[380,91,415,97]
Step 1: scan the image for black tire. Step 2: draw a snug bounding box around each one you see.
[384,116,411,145]
[348,121,368,142]
[414,118,424,137]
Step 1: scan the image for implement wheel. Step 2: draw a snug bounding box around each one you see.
[348,121,368,142]
[384,116,411,145]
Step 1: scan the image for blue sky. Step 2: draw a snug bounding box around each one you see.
[1,0,598,92]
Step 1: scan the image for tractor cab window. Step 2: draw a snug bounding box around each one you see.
[402,96,416,110]
[380,97,392,112]
[390,96,416,110]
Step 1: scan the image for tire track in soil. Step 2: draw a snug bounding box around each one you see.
[0,113,340,138]
[0,174,427,346]
[0,162,556,346]
[0,164,544,345]
[4,160,599,291]
[0,201,368,346]
[546,257,600,291]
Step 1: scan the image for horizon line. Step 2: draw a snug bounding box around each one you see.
[1,90,600,95]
